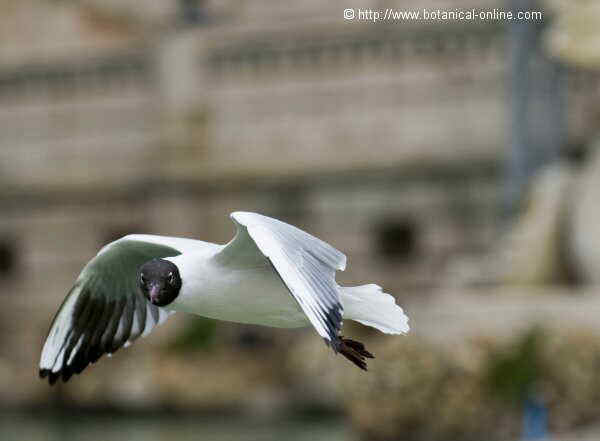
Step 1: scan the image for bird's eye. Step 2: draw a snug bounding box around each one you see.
[140,274,146,285]
[167,272,174,285]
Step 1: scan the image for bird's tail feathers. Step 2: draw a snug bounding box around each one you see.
[340,284,409,334]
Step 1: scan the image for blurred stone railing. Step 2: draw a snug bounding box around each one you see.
[206,22,505,76]
[0,50,152,100]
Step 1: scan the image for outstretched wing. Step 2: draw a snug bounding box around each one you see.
[214,212,347,350]
[39,238,182,384]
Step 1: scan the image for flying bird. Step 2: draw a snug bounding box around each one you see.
[40,212,409,384]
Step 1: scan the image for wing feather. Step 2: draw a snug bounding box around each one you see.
[218,212,346,349]
[39,239,180,384]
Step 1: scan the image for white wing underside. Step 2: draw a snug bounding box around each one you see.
[214,212,347,347]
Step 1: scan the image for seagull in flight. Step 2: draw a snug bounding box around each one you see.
[40,212,409,384]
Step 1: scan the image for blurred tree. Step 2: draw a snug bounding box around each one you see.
[483,327,545,406]
[168,318,218,353]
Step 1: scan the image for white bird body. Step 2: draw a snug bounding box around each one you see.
[39,211,409,384]
[168,251,308,328]
[109,235,308,328]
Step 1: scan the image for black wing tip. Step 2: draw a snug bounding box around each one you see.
[39,369,62,385]
[322,306,344,352]
[39,360,89,385]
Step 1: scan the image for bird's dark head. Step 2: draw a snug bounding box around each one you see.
[138,258,181,307]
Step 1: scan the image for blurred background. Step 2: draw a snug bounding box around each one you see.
[2,0,600,440]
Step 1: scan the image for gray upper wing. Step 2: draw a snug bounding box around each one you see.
[39,239,181,384]
[214,212,347,349]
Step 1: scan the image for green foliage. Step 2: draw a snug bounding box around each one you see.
[168,318,218,353]
[483,327,545,406]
